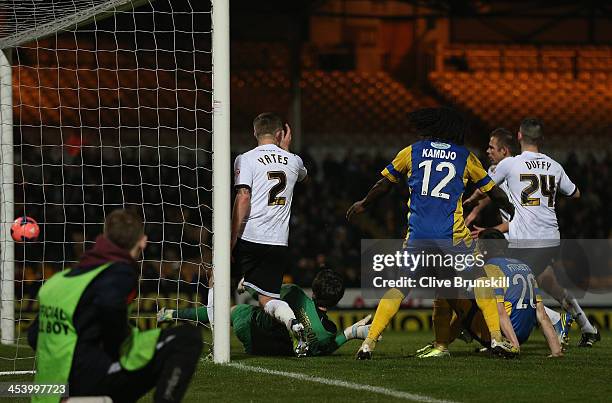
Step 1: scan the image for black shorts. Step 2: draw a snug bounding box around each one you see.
[510,246,560,277]
[234,238,289,298]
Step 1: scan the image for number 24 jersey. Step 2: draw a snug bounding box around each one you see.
[489,151,576,248]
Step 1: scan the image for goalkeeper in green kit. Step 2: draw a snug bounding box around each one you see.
[158,269,373,356]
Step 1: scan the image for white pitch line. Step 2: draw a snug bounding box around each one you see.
[227,362,460,403]
[0,370,35,376]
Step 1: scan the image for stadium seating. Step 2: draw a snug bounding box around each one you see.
[429,70,612,142]
[14,64,429,147]
[442,44,612,74]
[15,38,612,146]
[13,61,211,131]
[230,42,290,70]
[231,70,432,147]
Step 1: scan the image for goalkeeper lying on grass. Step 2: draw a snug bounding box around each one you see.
[158,269,372,356]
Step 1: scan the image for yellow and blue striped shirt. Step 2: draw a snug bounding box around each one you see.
[381,140,494,244]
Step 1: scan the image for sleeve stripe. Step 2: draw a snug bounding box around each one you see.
[381,165,401,183]
[474,175,493,189]
[387,164,401,178]
[479,181,495,193]
[567,184,578,197]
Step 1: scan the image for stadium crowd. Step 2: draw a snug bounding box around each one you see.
[13,144,611,298]
[289,148,611,286]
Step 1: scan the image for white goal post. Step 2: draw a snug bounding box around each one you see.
[211,0,231,364]
[0,48,15,346]
[0,0,232,374]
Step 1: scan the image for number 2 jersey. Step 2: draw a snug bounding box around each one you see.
[234,144,307,246]
[487,257,542,344]
[382,139,494,244]
[488,151,577,248]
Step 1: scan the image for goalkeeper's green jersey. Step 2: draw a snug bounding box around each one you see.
[280,284,348,356]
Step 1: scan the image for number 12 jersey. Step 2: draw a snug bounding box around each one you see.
[382,139,494,244]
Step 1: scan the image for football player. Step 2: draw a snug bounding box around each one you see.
[417,229,563,358]
[347,107,517,359]
[231,113,309,356]
[158,270,373,356]
[465,128,517,230]
[465,118,599,347]
[466,127,573,347]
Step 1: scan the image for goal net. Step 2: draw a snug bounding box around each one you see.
[0,0,230,374]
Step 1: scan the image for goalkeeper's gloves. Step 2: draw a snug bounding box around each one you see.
[344,314,373,340]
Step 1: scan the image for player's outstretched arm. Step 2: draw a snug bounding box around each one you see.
[536,301,564,357]
[497,301,520,349]
[484,185,515,219]
[465,196,492,227]
[463,189,487,209]
[347,177,394,221]
[231,187,251,250]
[330,315,374,351]
[343,314,373,341]
[471,221,508,239]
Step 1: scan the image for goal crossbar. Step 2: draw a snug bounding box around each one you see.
[0,0,151,49]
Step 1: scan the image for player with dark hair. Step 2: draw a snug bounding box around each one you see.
[407,106,470,145]
[417,229,563,358]
[232,112,310,356]
[158,270,373,356]
[28,209,202,403]
[347,107,517,359]
[465,117,599,347]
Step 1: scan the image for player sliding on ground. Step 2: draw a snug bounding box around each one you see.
[465,118,599,347]
[158,270,374,356]
[416,229,563,358]
[231,113,310,356]
[347,107,517,359]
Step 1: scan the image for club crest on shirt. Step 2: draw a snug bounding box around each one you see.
[431,142,451,150]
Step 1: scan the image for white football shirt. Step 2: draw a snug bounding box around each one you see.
[234,144,307,246]
[489,151,577,248]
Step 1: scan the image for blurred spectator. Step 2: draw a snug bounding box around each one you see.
[14,146,611,290]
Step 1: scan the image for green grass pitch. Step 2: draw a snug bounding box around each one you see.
[2,329,611,402]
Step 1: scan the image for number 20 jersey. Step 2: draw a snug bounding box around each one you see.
[234,144,307,246]
[488,257,541,344]
[382,140,494,244]
[488,151,577,248]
